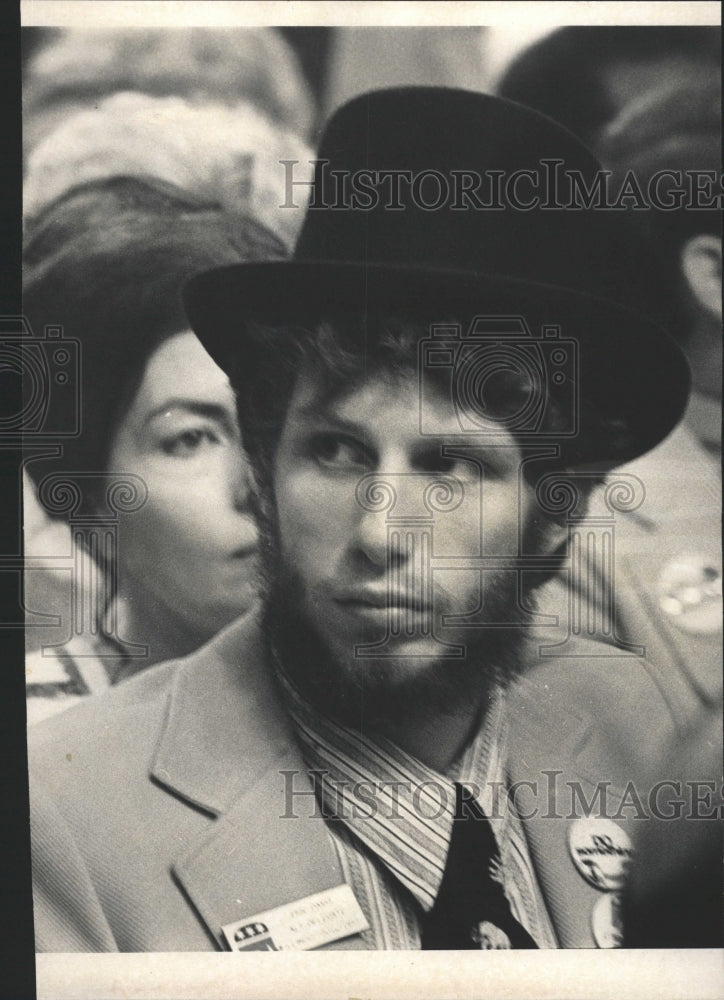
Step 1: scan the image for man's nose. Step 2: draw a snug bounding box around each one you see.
[352,471,425,568]
[353,506,403,568]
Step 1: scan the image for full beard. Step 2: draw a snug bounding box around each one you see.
[261,559,537,738]
[252,475,549,738]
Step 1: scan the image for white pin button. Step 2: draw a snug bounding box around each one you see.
[657,554,722,635]
[471,921,512,949]
[591,892,623,948]
[568,818,633,891]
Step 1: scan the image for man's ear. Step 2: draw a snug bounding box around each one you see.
[525,511,568,560]
[680,233,722,322]
[539,519,568,559]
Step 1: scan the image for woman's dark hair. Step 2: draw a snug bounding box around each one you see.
[23,174,287,502]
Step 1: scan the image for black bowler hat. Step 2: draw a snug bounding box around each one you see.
[185,86,690,465]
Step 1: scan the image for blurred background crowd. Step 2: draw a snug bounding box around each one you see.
[19,20,722,950]
[22,21,721,714]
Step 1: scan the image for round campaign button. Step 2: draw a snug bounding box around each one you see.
[591,893,624,948]
[470,921,512,949]
[657,554,722,636]
[568,818,633,891]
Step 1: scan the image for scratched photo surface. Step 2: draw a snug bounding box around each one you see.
[19,4,722,999]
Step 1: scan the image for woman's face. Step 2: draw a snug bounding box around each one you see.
[107,330,258,640]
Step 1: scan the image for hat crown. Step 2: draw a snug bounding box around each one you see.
[295,87,640,308]
[184,86,691,469]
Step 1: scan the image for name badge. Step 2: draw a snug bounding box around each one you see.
[222,884,369,952]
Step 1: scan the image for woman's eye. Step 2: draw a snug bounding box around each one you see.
[161,427,221,457]
[310,434,369,470]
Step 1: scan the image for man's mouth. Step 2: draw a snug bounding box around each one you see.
[334,590,433,614]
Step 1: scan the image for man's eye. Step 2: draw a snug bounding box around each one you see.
[416,453,458,475]
[309,434,369,470]
[415,448,502,480]
[161,427,221,457]
[415,451,472,477]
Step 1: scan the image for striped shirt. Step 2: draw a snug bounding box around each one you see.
[279,672,558,949]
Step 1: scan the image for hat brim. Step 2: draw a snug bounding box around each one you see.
[184,260,690,467]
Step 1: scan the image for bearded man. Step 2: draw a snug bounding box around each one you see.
[29,88,697,952]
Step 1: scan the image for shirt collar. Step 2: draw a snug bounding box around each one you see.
[277,664,507,913]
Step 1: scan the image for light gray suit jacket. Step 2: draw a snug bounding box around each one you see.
[29,612,679,951]
[534,420,721,736]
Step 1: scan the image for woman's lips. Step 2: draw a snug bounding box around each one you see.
[231,543,258,558]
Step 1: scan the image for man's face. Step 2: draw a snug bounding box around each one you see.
[271,366,538,719]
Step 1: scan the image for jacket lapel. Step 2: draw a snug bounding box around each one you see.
[613,425,722,722]
[146,615,654,951]
[149,614,369,950]
[506,665,635,948]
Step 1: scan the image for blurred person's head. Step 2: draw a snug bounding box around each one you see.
[23,27,315,153]
[496,26,720,148]
[24,91,314,250]
[597,82,721,403]
[23,175,287,660]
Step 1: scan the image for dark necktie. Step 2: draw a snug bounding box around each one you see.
[420,783,538,950]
